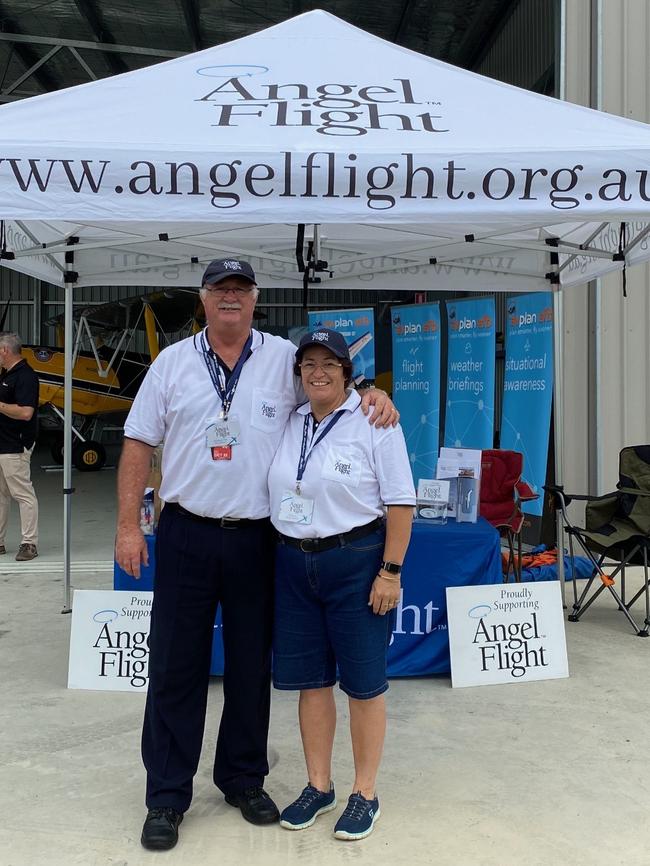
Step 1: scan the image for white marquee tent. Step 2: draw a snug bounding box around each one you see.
[2,9,650,605]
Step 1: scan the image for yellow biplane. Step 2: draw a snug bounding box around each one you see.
[25,288,207,470]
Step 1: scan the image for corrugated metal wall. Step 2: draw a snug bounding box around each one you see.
[476,0,555,92]
[0,266,38,342]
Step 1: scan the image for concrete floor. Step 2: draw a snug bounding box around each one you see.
[1,450,649,866]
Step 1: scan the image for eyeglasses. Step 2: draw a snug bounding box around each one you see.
[299,360,343,373]
[203,284,255,296]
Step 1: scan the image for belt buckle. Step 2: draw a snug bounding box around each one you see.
[300,538,316,552]
[220,517,240,529]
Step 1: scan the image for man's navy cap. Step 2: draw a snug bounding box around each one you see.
[295,328,350,362]
[201,258,256,286]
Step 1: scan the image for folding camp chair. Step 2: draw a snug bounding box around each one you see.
[480,449,539,582]
[546,445,650,636]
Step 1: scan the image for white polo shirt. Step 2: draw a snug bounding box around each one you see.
[124,328,300,519]
[268,390,416,538]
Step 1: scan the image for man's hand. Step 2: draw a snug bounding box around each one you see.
[115,525,149,578]
[359,388,399,428]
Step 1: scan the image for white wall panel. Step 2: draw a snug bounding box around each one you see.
[561,0,592,509]
[597,0,650,491]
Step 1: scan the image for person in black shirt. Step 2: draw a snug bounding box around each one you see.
[0,332,39,561]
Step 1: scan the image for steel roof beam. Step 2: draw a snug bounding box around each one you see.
[393,0,417,43]
[0,32,182,58]
[72,0,129,74]
[0,0,60,92]
[2,44,61,95]
[179,0,202,51]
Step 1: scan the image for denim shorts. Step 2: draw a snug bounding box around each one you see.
[273,527,394,700]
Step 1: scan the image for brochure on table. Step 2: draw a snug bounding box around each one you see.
[435,447,482,522]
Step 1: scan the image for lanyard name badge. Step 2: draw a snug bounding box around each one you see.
[203,331,252,461]
[278,410,344,525]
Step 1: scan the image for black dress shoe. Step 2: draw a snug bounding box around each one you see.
[225,786,280,825]
[141,807,183,850]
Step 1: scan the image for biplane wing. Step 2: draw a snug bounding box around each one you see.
[15,288,270,469]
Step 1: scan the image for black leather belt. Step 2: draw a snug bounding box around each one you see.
[278,517,384,553]
[168,502,268,529]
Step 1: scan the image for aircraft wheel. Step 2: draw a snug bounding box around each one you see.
[50,437,64,465]
[73,441,106,472]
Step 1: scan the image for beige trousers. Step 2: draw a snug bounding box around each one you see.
[0,448,39,546]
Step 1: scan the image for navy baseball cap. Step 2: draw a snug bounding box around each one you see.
[295,328,350,362]
[201,258,256,286]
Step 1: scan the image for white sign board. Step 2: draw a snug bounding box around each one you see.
[446,581,569,688]
[68,590,152,692]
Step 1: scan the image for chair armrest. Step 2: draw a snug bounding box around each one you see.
[617,486,650,497]
[544,485,617,502]
[514,480,539,502]
[543,485,617,531]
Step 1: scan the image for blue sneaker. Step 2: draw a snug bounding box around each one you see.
[334,792,380,840]
[280,783,337,830]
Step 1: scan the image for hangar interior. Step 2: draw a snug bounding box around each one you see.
[2,0,650,565]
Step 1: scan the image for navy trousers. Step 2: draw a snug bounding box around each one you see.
[142,504,275,813]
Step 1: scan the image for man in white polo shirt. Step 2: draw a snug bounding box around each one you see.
[115,258,397,852]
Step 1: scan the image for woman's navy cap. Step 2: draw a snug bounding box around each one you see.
[295,328,350,361]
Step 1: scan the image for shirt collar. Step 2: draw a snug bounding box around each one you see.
[195,327,262,353]
[296,389,361,416]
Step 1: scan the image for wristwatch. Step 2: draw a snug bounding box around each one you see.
[380,560,402,575]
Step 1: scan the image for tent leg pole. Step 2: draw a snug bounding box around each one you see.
[553,287,566,607]
[62,282,74,615]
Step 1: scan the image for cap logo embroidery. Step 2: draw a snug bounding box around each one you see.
[223,260,242,270]
[312,332,329,342]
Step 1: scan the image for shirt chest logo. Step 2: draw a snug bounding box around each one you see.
[261,401,276,419]
[334,459,352,476]
[250,388,284,432]
[321,446,361,488]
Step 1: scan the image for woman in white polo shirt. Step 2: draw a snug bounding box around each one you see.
[268,328,415,841]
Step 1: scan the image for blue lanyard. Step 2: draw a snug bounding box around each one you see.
[296,410,345,493]
[201,330,253,419]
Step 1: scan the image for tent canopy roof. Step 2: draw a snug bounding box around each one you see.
[1,10,649,291]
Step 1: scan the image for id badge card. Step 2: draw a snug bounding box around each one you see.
[205,415,241,448]
[278,490,314,525]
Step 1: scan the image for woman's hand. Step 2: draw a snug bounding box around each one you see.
[368,573,401,615]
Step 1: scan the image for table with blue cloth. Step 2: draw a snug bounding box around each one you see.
[114,516,502,679]
[387,517,503,676]
[113,535,225,675]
